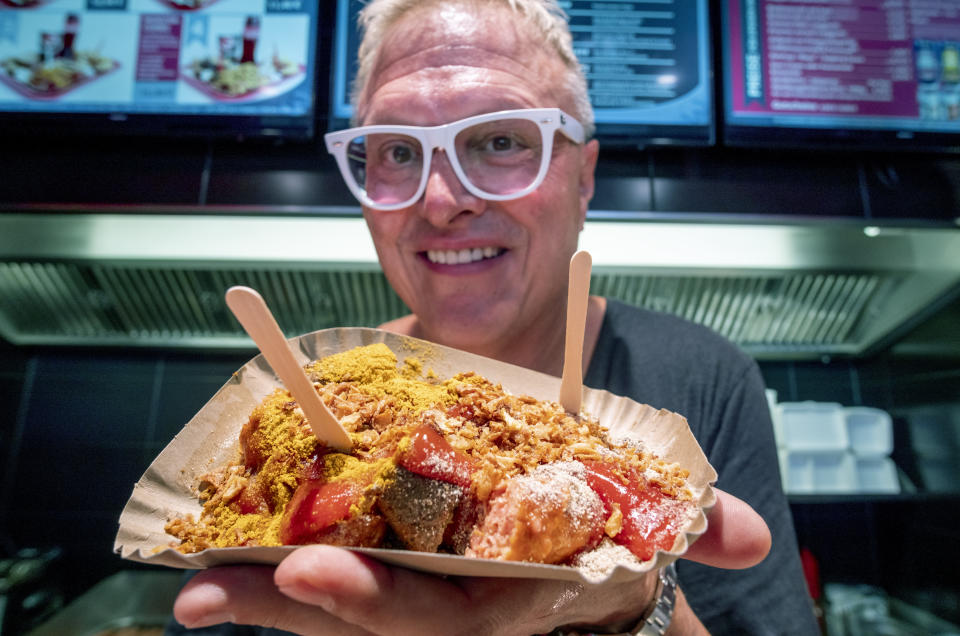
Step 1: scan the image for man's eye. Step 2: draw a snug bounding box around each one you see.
[388,144,414,164]
[488,136,515,152]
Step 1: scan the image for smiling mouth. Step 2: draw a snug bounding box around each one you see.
[424,247,506,265]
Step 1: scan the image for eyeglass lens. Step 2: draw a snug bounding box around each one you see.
[344,117,545,206]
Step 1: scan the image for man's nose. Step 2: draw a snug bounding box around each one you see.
[418,149,486,226]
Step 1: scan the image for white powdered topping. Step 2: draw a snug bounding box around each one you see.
[525,461,603,530]
[418,449,456,474]
[413,443,474,485]
[605,432,648,454]
[574,537,643,581]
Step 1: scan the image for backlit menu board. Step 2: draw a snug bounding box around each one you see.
[723,0,960,151]
[330,0,713,146]
[0,0,319,138]
[568,0,713,143]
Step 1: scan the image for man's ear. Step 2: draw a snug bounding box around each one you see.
[577,139,600,229]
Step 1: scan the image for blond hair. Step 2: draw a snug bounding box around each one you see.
[351,0,595,138]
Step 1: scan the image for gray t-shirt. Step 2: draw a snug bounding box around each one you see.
[585,299,819,635]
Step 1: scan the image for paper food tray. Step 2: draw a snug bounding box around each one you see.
[115,327,717,585]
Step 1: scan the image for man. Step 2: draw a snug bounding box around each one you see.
[171,0,818,633]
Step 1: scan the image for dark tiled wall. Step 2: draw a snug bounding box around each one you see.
[0,337,29,557]
[0,343,251,600]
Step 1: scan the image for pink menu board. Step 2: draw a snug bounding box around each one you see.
[723,0,960,148]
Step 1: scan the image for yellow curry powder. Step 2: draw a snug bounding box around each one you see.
[209,505,285,548]
[199,343,453,547]
[319,453,399,516]
[244,388,320,470]
[306,343,457,414]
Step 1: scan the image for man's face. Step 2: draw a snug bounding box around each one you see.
[358,3,598,355]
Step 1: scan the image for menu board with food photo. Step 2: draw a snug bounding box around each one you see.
[177,12,308,103]
[0,10,135,101]
[0,0,319,137]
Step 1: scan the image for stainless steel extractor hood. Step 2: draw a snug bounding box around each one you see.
[1,210,958,359]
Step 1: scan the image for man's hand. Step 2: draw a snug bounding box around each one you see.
[172,489,770,635]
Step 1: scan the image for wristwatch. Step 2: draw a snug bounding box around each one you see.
[634,562,678,635]
[554,562,678,636]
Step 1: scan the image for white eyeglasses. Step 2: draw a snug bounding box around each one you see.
[324,108,585,211]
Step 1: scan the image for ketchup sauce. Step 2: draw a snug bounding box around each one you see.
[280,479,360,545]
[584,461,689,561]
[398,424,476,488]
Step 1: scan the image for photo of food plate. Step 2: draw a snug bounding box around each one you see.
[0,12,127,101]
[178,14,307,103]
[115,328,717,585]
[0,50,119,99]
[180,55,305,102]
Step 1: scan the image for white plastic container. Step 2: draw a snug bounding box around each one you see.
[765,389,782,446]
[779,450,857,494]
[843,407,893,457]
[775,402,848,452]
[764,388,778,417]
[854,457,900,494]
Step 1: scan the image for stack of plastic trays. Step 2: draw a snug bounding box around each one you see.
[843,407,899,494]
[775,402,855,494]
